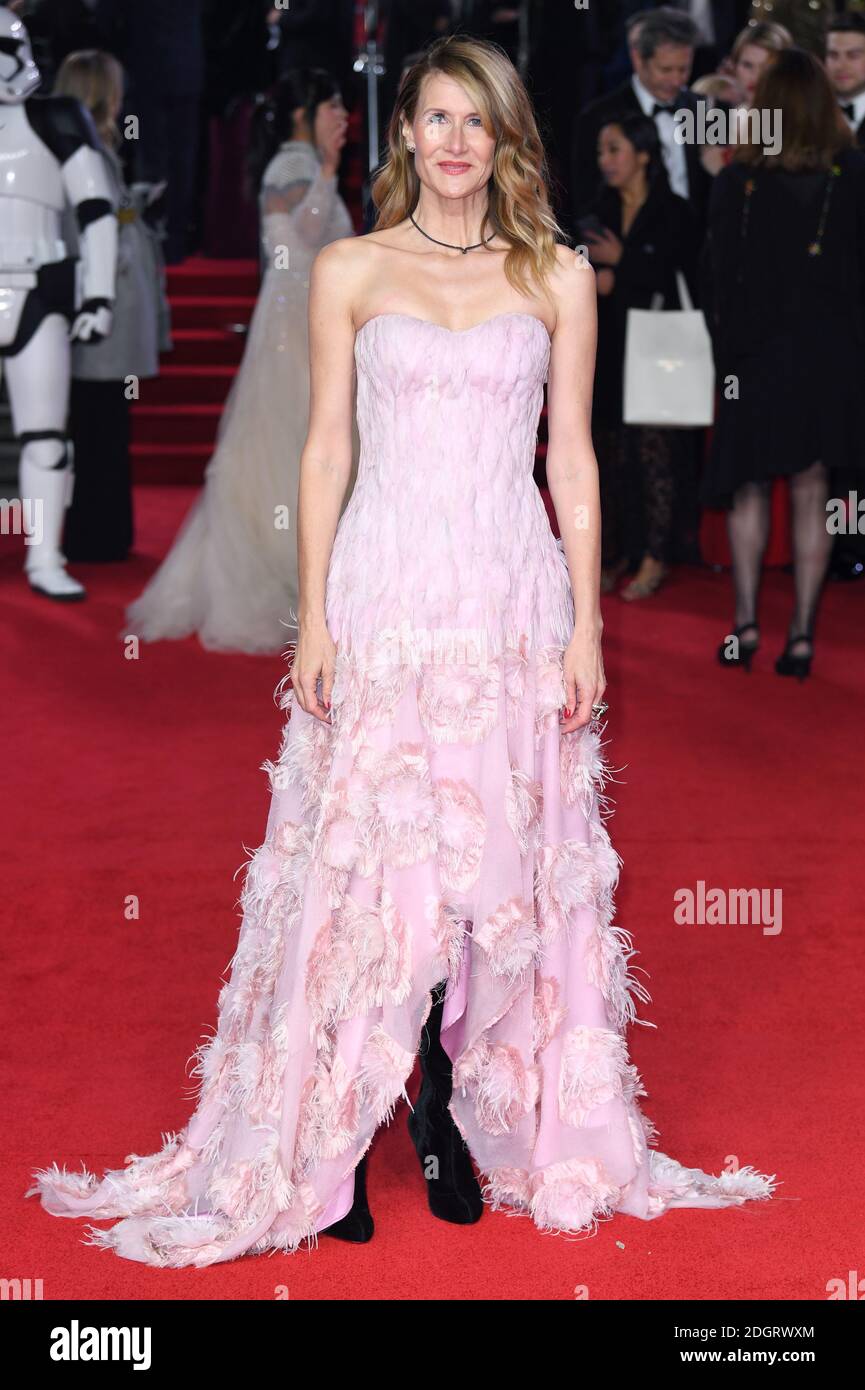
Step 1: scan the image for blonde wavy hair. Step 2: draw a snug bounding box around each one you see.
[371,35,564,298]
[54,49,124,150]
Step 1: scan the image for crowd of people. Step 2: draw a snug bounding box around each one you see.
[569,5,865,682]
[6,0,865,678]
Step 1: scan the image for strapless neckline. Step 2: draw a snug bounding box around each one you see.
[355,311,552,345]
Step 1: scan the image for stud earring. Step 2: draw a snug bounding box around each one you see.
[407,143,416,153]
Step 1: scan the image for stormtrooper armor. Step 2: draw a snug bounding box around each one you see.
[0,6,117,600]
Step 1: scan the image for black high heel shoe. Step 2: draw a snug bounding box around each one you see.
[408,981,484,1225]
[718,621,760,671]
[320,1153,374,1243]
[775,633,813,681]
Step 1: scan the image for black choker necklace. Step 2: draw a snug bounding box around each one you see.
[409,212,496,254]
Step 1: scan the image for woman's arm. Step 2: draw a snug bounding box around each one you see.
[544,248,606,731]
[260,121,346,257]
[289,237,358,720]
[262,165,341,250]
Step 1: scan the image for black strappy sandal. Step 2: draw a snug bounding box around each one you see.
[775,633,813,681]
[717,621,760,672]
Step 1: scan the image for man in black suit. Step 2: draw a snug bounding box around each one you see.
[825,12,865,150]
[571,6,712,231]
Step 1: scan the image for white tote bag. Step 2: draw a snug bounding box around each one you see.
[623,270,715,427]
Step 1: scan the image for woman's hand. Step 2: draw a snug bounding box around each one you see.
[318,117,349,177]
[560,627,606,732]
[585,227,623,267]
[289,617,337,723]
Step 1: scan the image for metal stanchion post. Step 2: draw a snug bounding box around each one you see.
[354,2,386,173]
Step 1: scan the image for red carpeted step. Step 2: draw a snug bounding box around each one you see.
[132,403,223,447]
[131,443,212,486]
[145,366,237,407]
[170,295,257,333]
[131,259,257,481]
[167,328,246,368]
[166,257,260,299]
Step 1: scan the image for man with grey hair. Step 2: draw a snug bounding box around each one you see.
[570,6,712,230]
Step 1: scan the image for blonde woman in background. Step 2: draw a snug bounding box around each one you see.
[690,23,793,177]
[729,20,793,144]
[54,50,170,564]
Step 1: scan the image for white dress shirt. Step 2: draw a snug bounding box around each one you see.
[631,72,690,200]
[839,89,865,134]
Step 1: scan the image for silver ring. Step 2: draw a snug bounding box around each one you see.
[591,701,609,718]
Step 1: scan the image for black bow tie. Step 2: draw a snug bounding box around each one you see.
[841,102,857,121]
[652,102,677,116]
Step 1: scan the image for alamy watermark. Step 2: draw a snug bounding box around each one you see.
[674,881,782,936]
[826,492,864,534]
[674,102,782,158]
[49,1321,151,1369]
[0,497,42,545]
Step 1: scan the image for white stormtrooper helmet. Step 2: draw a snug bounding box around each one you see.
[0,7,41,103]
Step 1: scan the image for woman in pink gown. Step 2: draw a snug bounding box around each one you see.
[27,36,776,1267]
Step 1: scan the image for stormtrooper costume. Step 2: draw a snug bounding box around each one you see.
[0,7,117,600]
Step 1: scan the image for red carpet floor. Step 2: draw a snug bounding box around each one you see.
[3,486,864,1301]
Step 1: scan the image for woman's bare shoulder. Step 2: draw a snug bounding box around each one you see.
[550,239,594,281]
[313,229,404,279]
[312,230,410,318]
[544,241,596,334]
[311,234,371,293]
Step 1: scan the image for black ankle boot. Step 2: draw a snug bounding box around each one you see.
[321,1153,374,1243]
[408,982,483,1225]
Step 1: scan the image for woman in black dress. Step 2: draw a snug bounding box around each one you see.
[579,114,700,600]
[703,48,865,678]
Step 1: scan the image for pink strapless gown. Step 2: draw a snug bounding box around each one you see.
[27,313,777,1266]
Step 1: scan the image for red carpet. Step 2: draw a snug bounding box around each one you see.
[4,484,863,1301]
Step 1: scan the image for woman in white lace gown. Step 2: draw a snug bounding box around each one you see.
[126,71,358,654]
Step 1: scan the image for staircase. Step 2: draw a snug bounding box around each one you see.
[131,258,260,487]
